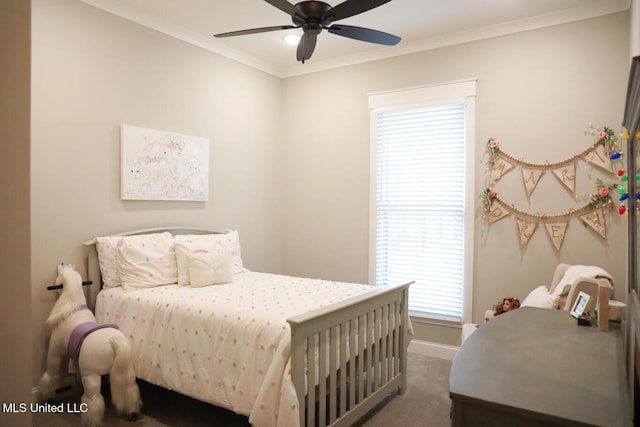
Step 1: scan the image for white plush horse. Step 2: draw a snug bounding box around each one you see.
[40,263,142,427]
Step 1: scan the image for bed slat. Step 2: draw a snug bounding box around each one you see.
[329,325,338,424]
[339,321,348,417]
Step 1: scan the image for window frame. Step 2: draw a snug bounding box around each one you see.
[368,79,477,324]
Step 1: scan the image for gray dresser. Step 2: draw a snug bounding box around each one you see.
[449,307,632,426]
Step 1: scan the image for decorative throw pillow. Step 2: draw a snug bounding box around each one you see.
[188,250,233,287]
[174,230,247,285]
[174,239,216,286]
[117,233,177,290]
[521,285,560,309]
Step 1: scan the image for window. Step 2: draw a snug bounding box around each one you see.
[368,80,476,323]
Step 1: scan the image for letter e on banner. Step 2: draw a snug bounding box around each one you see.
[544,222,568,251]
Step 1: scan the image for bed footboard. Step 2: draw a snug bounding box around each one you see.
[287,281,412,427]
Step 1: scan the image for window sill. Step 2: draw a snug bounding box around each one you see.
[409,315,462,329]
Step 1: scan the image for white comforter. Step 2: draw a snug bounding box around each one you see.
[95,271,374,427]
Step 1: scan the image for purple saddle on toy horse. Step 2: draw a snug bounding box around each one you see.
[67,305,119,362]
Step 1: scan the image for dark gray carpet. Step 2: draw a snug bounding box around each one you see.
[34,352,451,427]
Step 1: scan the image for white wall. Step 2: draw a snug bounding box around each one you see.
[31,0,283,385]
[0,1,33,425]
[28,1,632,392]
[280,12,630,345]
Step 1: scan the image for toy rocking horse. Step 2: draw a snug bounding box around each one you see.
[39,263,142,427]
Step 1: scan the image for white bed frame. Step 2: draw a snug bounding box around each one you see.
[83,227,412,427]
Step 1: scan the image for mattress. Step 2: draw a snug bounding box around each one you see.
[95,271,374,427]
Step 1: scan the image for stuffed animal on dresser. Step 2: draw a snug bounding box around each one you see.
[39,263,142,427]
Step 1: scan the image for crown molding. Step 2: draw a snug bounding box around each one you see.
[280,0,631,77]
[80,0,630,79]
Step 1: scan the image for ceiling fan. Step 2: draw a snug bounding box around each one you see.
[214,0,401,63]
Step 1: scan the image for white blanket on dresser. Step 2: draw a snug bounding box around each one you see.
[95,271,373,427]
[554,265,613,295]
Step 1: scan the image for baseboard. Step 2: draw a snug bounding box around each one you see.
[31,375,81,403]
[32,343,457,400]
[408,339,458,361]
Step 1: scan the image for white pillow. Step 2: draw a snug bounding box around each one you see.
[213,230,247,276]
[521,285,560,309]
[96,236,124,288]
[96,232,171,288]
[187,251,233,287]
[174,230,246,285]
[117,233,177,290]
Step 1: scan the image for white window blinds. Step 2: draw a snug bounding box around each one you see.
[369,81,475,323]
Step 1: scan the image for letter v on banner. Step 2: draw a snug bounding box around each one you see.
[521,167,544,197]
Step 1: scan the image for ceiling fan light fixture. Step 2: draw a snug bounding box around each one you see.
[282,34,301,45]
[214,0,400,62]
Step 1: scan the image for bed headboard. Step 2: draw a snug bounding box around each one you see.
[82,227,225,310]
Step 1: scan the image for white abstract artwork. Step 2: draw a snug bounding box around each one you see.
[121,125,209,201]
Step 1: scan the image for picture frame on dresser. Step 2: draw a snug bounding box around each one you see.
[569,291,591,319]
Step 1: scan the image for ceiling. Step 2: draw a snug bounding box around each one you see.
[79,0,629,78]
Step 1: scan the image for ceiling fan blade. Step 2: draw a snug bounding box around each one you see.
[214,25,296,38]
[297,32,318,63]
[324,0,391,22]
[328,24,400,45]
[263,0,298,16]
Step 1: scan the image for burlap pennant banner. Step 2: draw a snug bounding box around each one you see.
[485,133,618,191]
[544,222,569,251]
[486,196,612,251]
[586,144,613,173]
[516,219,538,248]
[551,162,577,195]
[489,157,515,185]
[482,132,619,251]
[579,207,607,239]
[521,168,544,198]
[488,200,511,224]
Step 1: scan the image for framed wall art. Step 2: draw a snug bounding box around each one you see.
[121,124,209,201]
